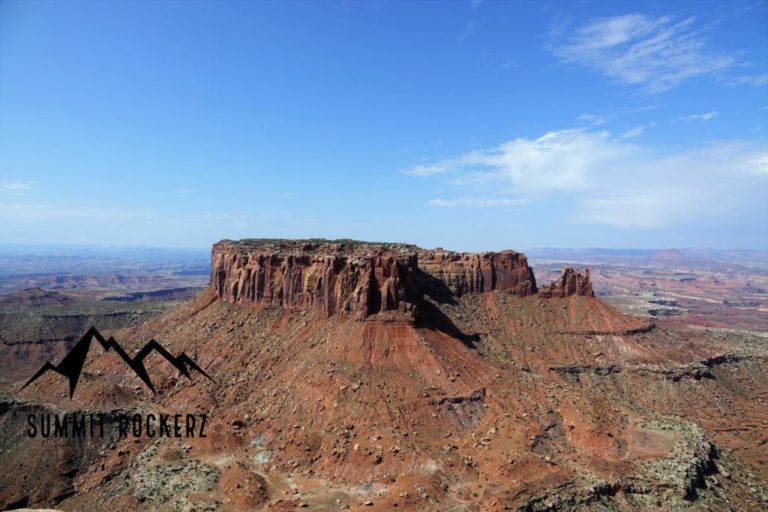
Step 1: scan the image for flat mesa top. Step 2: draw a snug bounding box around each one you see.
[213,239,525,259]
[215,238,421,255]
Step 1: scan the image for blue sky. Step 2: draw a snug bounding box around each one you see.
[0,0,766,250]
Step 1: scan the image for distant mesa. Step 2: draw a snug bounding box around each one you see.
[20,326,213,398]
[652,249,685,260]
[210,238,593,320]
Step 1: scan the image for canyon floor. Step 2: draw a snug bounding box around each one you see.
[0,243,766,511]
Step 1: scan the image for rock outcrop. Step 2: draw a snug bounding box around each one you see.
[538,267,594,298]
[210,239,539,319]
[418,249,537,296]
[211,240,420,320]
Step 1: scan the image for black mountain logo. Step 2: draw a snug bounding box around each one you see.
[21,327,214,398]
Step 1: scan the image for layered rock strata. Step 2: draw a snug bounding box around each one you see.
[418,249,537,296]
[211,239,591,320]
[211,240,420,320]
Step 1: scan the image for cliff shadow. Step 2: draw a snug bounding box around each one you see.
[417,271,459,306]
[414,271,480,349]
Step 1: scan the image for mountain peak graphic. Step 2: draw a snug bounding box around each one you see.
[20,326,214,398]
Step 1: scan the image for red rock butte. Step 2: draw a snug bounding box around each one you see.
[211,239,591,320]
[8,237,768,511]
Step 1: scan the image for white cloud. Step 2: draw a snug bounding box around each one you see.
[429,197,527,207]
[576,142,767,227]
[622,125,645,138]
[549,15,734,92]
[0,180,34,191]
[627,104,662,113]
[750,155,768,175]
[405,130,768,228]
[405,129,636,192]
[676,111,719,121]
[403,160,458,177]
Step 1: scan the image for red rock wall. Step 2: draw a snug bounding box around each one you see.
[211,243,419,320]
[418,250,538,296]
[210,242,539,319]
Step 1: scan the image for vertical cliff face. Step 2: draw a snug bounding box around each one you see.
[538,267,594,298]
[210,239,541,320]
[211,241,419,320]
[418,250,538,296]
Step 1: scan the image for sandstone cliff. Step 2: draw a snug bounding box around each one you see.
[418,249,537,296]
[210,239,540,319]
[211,240,419,320]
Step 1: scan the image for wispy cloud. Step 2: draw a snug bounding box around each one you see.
[728,73,768,86]
[403,160,458,177]
[500,57,518,70]
[627,104,662,113]
[622,125,645,138]
[548,14,734,92]
[405,129,767,228]
[578,105,662,127]
[457,21,477,44]
[0,180,34,191]
[578,113,607,126]
[404,129,635,192]
[429,197,527,208]
[676,111,719,121]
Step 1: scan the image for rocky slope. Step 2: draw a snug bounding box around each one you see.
[0,288,203,388]
[3,239,767,511]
